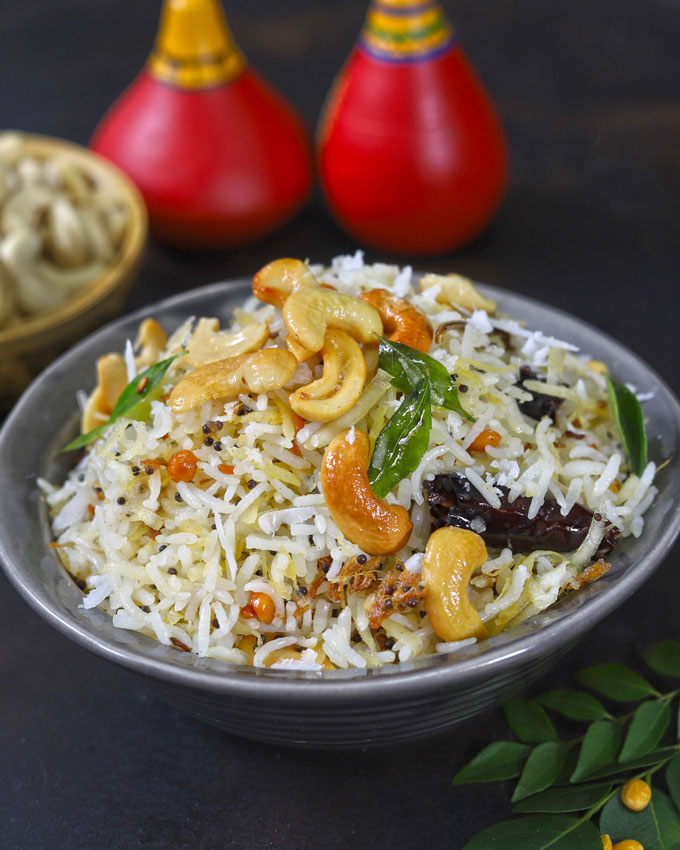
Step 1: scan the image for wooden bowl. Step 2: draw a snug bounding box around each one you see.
[0,133,148,409]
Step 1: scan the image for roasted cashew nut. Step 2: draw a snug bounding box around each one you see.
[321,428,412,555]
[81,353,128,432]
[135,318,168,368]
[286,336,317,363]
[169,348,297,412]
[185,317,268,367]
[283,287,383,355]
[252,257,318,308]
[419,273,496,314]
[422,527,490,642]
[289,329,367,423]
[358,288,433,353]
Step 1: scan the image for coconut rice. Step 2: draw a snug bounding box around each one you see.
[40,254,657,671]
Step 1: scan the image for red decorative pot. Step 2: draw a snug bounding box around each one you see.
[91,0,313,248]
[318,0,509,255]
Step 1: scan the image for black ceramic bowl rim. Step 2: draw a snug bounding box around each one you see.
[1,277,679,705]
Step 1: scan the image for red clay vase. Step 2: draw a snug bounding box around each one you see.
[318,0,509,255]
[91,0,313,248]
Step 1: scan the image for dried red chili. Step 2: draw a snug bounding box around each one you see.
[425,474,619,557]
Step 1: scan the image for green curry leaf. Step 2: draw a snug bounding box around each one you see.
[606,376,648,477]
[368,384,431,499]
[377,337,473,420]
[60,352,183,452]
[367,337,475,497]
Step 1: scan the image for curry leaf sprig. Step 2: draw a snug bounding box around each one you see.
[60,353,184,452]
[367,338,473,498]
[454,640,680,849]
[606,376,648,477]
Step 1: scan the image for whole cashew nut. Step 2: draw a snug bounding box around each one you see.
[169,348,297,413]
[419,273,496,314]
[283,287,383,355]
[253,257,318,308]
[81,352,128,433]
[358,288,433,353]
[289,329,367,423]
[321,427,412,555]
[185,317,268,367]
[422,527,490,642]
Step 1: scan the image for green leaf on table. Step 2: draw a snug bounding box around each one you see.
[606,376,648,477]
[453,741,531,784]
[512,742,569,802]
[537,690,610,722]
[667,755,680,811]
[60,352,183,452]
[503,698,559,745]
[462,814,604,850]
[514,782,613,814]
[619,700,672,762]
[643,641,680,678]
[600,789,680,849]
[588,747,680,780]
[571,720,623,782]
[377,337,473,420]
[368,384,431,498]
[576,663,658,701]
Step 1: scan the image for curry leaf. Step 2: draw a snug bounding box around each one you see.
[588,747,680,780]
[576,663,658,701]
[462,814,603,850]
[376,337,428,393]
[368,384,431,498]
[537,690,610,722]
[453,741,531,784]
[606,376,648,477]
[61,353,183,452]
[512,742,569,802]
[571,720,623,782]
[514,782,613,814]
[619,700,671,762]
[600,789,680,849]
[643,641,680,679]
[377,337,473,420]
[503,698,559,745]
[667,755,680,811]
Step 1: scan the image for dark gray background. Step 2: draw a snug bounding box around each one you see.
[1,1,679,848]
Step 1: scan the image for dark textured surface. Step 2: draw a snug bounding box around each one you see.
[0,0,679,847]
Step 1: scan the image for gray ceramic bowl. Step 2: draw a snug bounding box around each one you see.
[1,279,679,748]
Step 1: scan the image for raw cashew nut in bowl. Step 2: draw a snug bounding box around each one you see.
[283,287,383,354]
[321,427,412,555]
[252,257,318,308]
[422,526,490,643]
[419,272,496,314]
[358,288,433,353]
[289,329,367,423]
[0,229,106,315]
[169,349,297,413]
